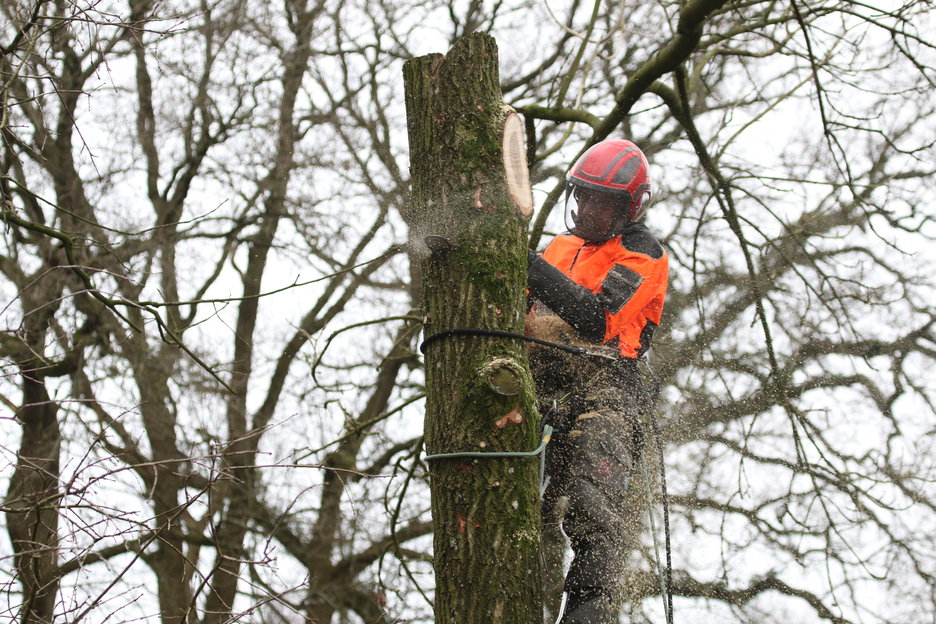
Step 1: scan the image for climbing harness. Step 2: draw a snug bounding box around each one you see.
[421,326,675,623]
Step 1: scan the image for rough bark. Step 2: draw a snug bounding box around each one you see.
[6,373,61,624]
[403,33,542,623]
[2,220,65,624]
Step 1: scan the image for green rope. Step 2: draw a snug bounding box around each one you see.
[424,425,553,461]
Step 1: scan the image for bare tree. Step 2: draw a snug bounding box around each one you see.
[1,0,934,623]
[509,0,936,621]
[2,1,423,622]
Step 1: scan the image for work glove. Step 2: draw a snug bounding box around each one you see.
[527,250,606,343]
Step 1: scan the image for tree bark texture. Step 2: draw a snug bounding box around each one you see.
[4,277,68,624]
[404,33,542,623]
[6,376,61,624]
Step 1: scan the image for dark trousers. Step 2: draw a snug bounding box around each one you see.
[539,365,648,623]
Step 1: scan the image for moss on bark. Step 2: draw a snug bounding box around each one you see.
[404,32,542,623]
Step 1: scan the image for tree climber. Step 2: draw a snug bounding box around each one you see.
[526,139,669,624]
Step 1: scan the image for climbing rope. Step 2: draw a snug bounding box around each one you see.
[423,418,554,511]
[655,417,675,624]
[640,431,675,624]
[642,362,675,624]
[423,425,553,462]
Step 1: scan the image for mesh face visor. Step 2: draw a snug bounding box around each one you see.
[566,140,654,224]
[564,182,630,242]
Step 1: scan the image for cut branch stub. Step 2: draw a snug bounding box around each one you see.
[502,111,533,218]
[494,408,524,429]
[480,356,524,396]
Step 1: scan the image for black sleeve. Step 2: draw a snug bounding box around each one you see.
[527,251,606,343]
[597,264,643,314]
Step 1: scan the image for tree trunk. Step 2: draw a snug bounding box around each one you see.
[4,273,69,624]
[6,374,61,624]
[403,33,542,623]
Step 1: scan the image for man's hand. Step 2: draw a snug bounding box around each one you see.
[525,314,595,348]
[528,253,606,343]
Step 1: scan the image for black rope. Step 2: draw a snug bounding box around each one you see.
[643,362,675,623]
[420,327,615,360]
[651,415,675,624]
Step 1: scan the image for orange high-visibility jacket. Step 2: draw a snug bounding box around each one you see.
[539,224,668,358]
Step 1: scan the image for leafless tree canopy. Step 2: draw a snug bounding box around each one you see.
[1,0,934,623]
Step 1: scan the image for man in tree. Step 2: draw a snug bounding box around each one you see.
[527,139,669,623]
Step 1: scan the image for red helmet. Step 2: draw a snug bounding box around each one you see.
[565,139,652,241]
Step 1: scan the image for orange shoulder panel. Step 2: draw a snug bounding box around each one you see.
[541,234,668,358]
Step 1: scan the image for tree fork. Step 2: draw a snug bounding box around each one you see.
[403,33,542,622]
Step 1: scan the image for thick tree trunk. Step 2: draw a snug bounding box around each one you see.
[4,273,70,624]
[403,33,542,623]
[6,374,61,624]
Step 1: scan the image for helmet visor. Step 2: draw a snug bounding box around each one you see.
[564,183,629,242]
